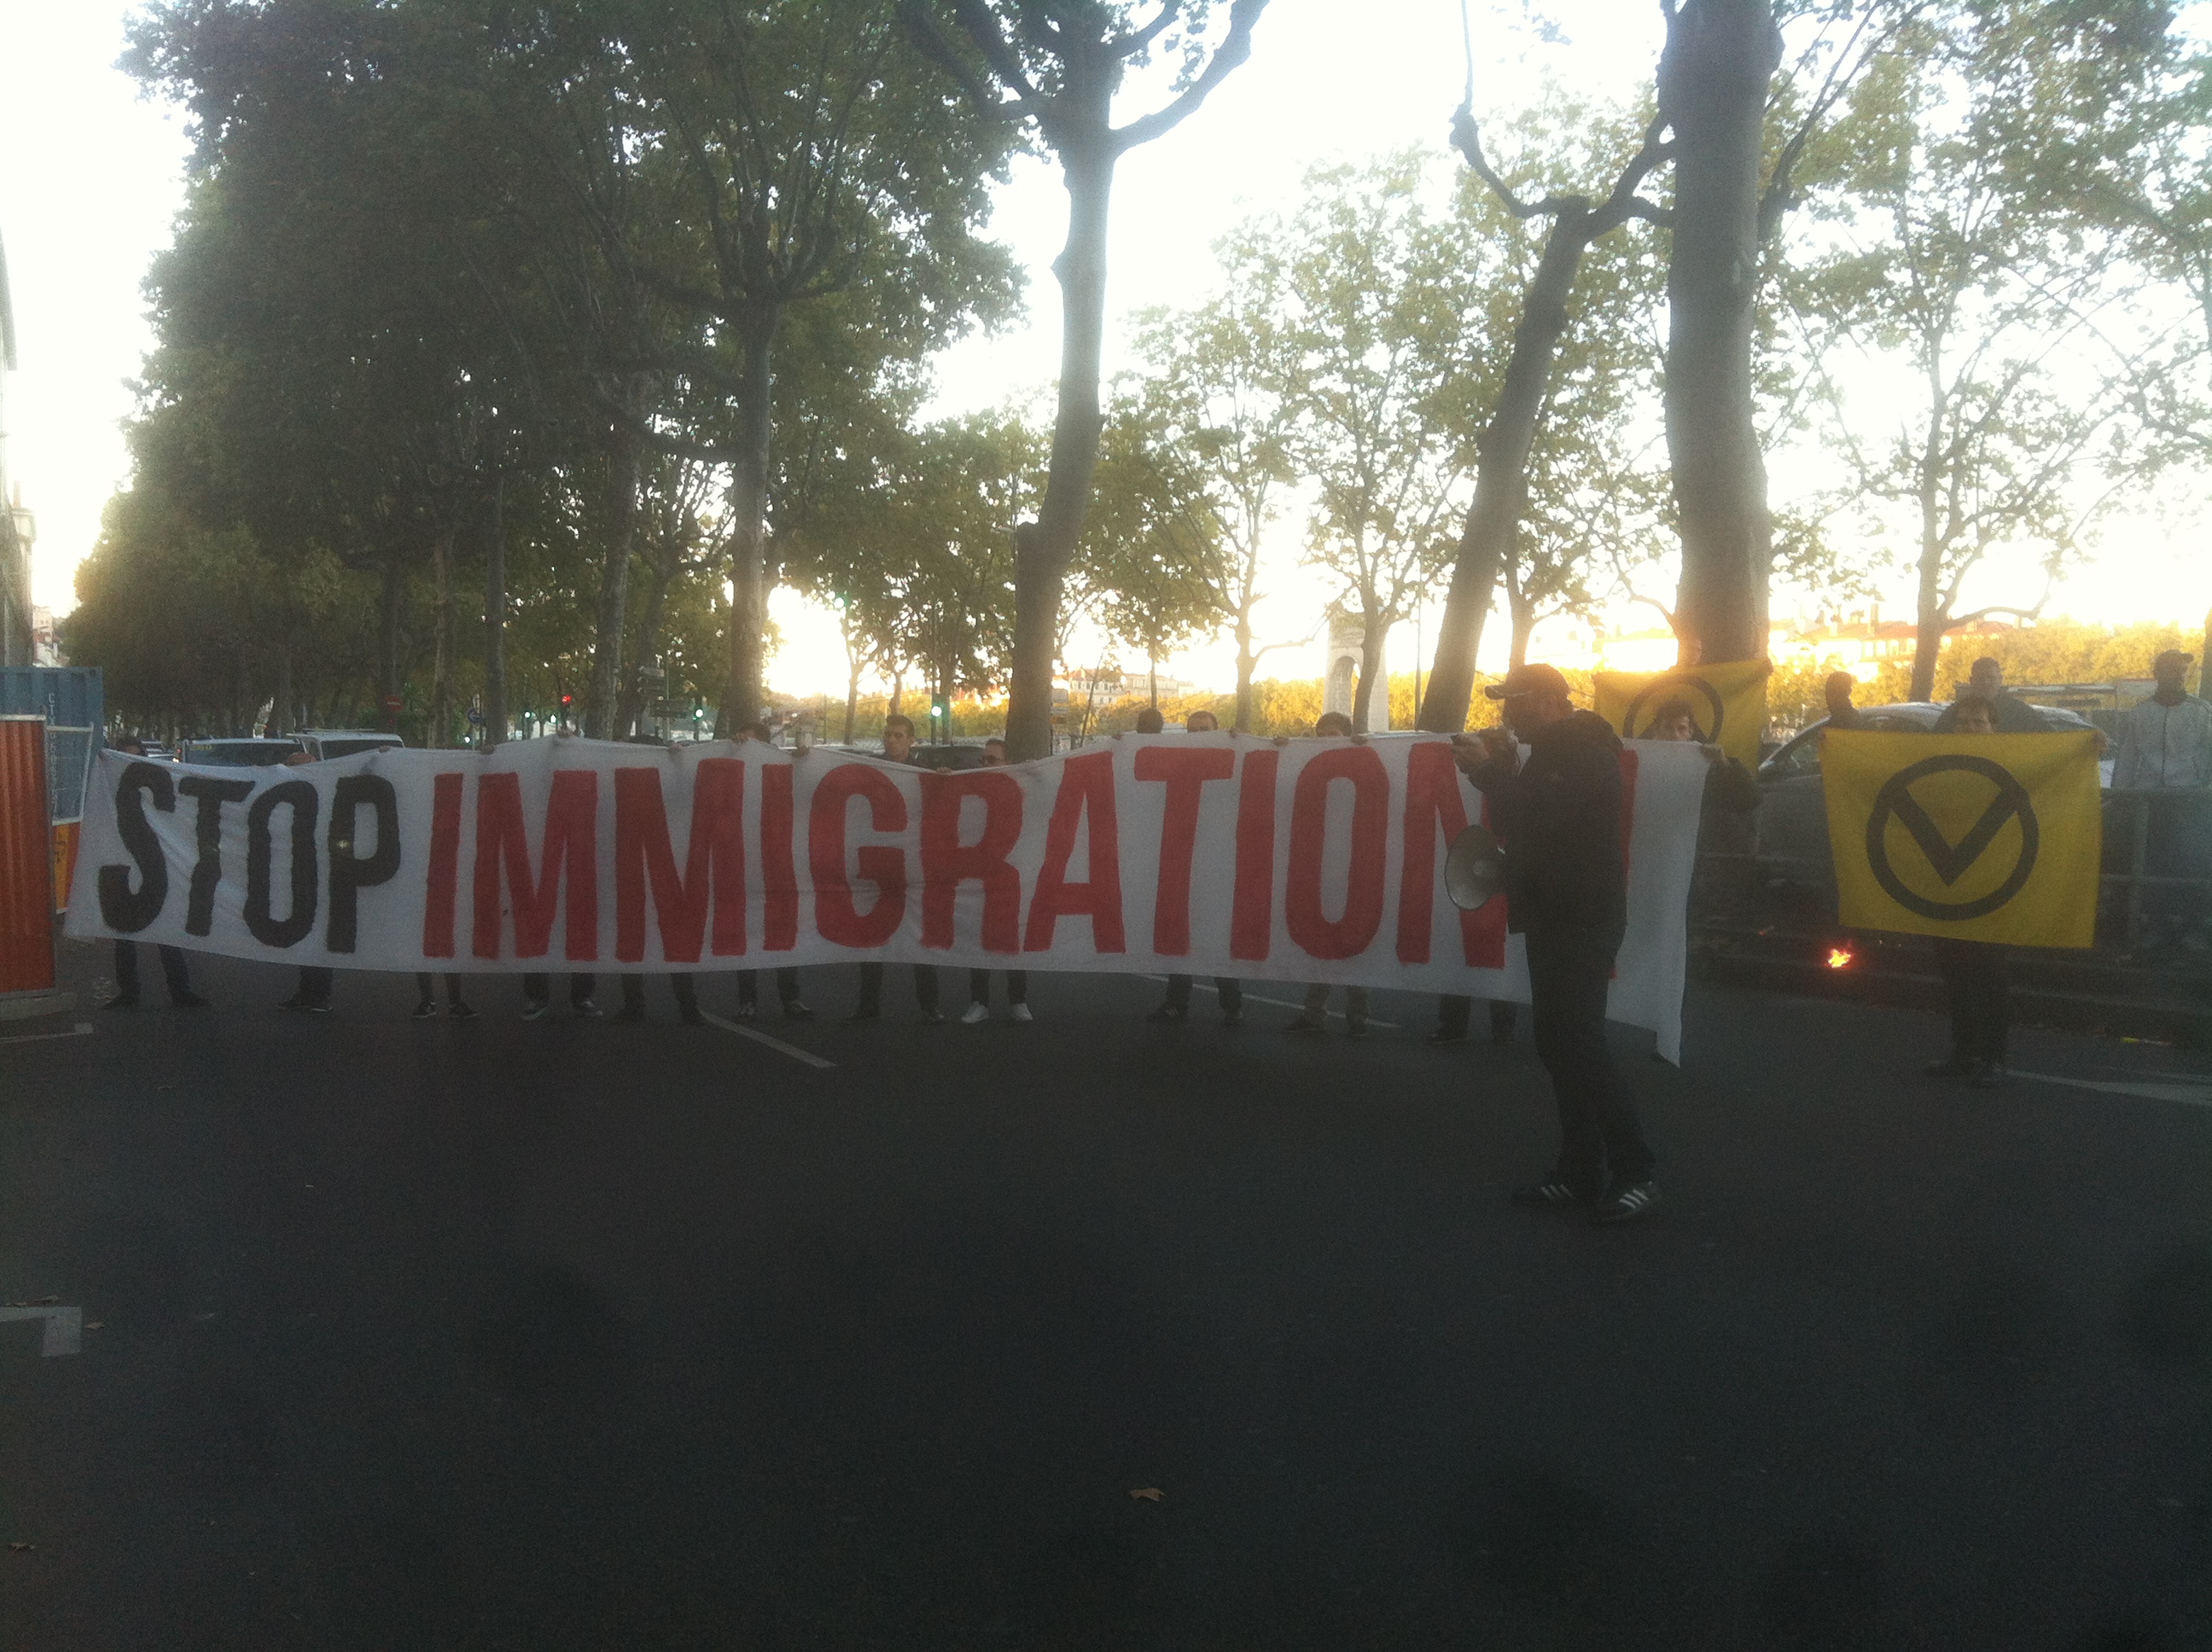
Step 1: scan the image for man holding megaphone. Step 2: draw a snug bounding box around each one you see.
[1453,664,1658,1227]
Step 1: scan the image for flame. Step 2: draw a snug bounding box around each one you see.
[1825,948,1854,970]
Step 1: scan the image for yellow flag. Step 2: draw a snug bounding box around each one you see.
[1593,658,1772,765]
[1823,730,2103,948]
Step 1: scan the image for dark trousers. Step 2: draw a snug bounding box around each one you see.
[414,973,468,1007]
[523,973,597,1008]
[296,966,335,1006]
[1933,939,2009,1063]
[114,940,192,1003]
[969,969,1027,1005]
[620,974,698,1016]
[1438,995,1518,1040]
[737,969,802,1009]
[1163,974,1243,1013]
[857,963,938,1015]
[1524,924,1654,1195]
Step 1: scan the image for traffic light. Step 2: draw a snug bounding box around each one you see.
[560,694,573,709]
[691,700,705,724]
[930,694,950,732]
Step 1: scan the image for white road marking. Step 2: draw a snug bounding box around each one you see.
[0,1306,83,1356]
[696,1010,837,1070]
[1140,975,1403,1029]
[0,1023,94,1049]
[2013,1071,2212,1107]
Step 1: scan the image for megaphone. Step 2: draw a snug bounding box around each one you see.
[1443,823,1506,911]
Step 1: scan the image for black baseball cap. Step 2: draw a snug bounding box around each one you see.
[1483,663,1572,701]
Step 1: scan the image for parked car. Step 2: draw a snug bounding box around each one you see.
[179,736,305,767]
[1755,701,2109,890]
[295,730,406,761]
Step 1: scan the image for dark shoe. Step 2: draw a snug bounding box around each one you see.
[447,1002,478,1021]
[1283,1016,1325,1035]
[920,1009,946,1024]
[1967,1061,2007,1090]
[519,1000,550,1022]
[612,1005,646,1025]
[1220,1005,1242,1026]
[680,1004,704,1027]
[734,1000,758,1021]
[846,1004,880,1022]
[413,1000,439,1020]
[172,992,211,1009]
[1429,1027,1467,1045]
[1345,1015,1370,1039]
[574,998,602,1019]
[1590,1181,1660,1226]
[1512,1180,1596,1209]
[105,993,139,1010]
[1924,1052,1975,1079]
[278,992,318,1012]
[783,1002,817,1022]
[1147,1003,1186,1023]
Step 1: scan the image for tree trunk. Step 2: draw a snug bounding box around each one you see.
[722,311,779,736]
[273,618,294,736]
[2200,605,2211,699]
[1352,614,1390,730]
[483,472,507,747]
[1420,207,1595,731]
[1662,0,1782,667]
[889,666,903,719]
[617,534,675,742]
[1233,607,1257,735]
[586,427,639,740]
[1510,590,1537,670]
[379,552,403,732]
[843,654,862,746]
[430,524,455,749]
[1005,133,1117,762]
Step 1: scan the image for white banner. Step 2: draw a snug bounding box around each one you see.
[65,735,1707,1056]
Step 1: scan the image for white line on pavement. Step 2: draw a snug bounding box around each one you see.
[0,1022,94,1049]
[0,1305,83,1356]
[2013,1071,2212,1107]
[696,1010,837,1070]
[1139,975,1404,1030]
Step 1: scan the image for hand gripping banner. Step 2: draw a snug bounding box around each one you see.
[1822,730,2103,948]
[67,735,1709,1056]
[1593,658,1773,768]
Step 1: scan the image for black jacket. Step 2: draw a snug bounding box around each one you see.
[1469,709,1627,937]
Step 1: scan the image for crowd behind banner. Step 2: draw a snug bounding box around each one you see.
[67,728,1713,1060]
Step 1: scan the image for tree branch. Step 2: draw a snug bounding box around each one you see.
[1109,0,1181,60]
[1110,0,1270,154]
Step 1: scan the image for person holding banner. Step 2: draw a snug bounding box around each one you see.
[963,739,1032,1023]
[1454,665,1658,1225]
[1921,695,2013,1087]
[1152,708,1244,1026]
[105,737,210,1010]
[853,714,943,1023]
[1285,713,1372,1038]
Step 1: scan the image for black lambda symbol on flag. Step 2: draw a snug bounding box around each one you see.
[1624,673,1726,745]
[1865,753,2040,922]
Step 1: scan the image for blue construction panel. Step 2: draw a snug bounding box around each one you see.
[0,666,102,731]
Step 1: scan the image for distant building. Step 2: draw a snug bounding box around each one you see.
[1772,604,2015,683]
[29,604,58,666]
[1322,614,1388,731]
[1060,667,1199,707]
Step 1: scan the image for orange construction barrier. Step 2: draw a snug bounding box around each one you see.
[0,714,56,996]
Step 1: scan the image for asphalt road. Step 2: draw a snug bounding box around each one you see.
[3,940,2211,1651]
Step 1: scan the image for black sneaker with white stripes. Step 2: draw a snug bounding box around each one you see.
[1511,1180,1596,1208]
[1589,1181,1659,1226]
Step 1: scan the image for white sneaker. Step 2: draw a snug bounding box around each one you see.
[1010,1003,1033,1022]
[519,1000,550,1021]
[959,1001,991,1025]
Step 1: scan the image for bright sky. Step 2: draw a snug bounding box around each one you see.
[2,1,2203,700]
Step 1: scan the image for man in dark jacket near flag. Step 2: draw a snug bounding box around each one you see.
[1454,664,1657,1225]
